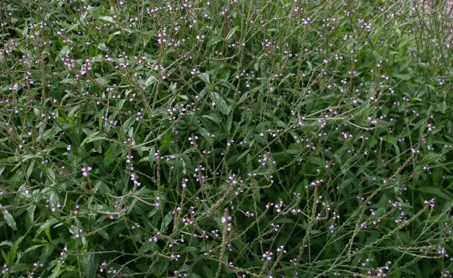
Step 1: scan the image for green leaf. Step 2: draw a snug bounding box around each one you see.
[45,226,53,243]
[144,75,157,87]
[27,159,35,179]
[0,204,17,231]
[26,205,35,229]
[161,213,173,231]
[208,36,223,46]
[417,187,452,200]
[85,254,99,278]
[159,130,172,152]
[394,74,411,81]
[98,43,108,51]
[157,258,168,275]
[181,246,198,253]
[213,92,231,115]
[198,72,210,85]
[236,150,250,162]
[226,26,239,40]
[35,218,59,238]
[438,101,447,114]
[7,236,24,265]
[97,229,110,241]
[203,266,214,277]
[98,16,115,23]
[81,131,109,146]
[47,168,56,182]
[59,45,69,57]
[49,264,65,278]
[107,31,121,44]
[104,144,121,166]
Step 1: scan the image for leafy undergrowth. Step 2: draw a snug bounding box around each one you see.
[0,0,452,277]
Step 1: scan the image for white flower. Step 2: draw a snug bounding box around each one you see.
[81,166,92,177]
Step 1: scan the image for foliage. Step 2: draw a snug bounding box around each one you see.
[0,0,452,277]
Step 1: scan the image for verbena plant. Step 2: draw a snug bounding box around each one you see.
[0,0,452,277]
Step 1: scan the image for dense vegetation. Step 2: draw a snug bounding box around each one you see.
[1,0,452,277]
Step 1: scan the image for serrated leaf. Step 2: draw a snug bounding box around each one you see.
[47,168,56,182]
[417,187,452,200]
[157,258,168,275]
[226,26,239,40]
[208,36,223,46]
[59,45,69,57]
[198,72,210,84]
[439,101,447,114]
[69,105,80,117]
[27,159,35,179]
[36,218,59,238]
[121,116,135,134]
[395,74,411,81]
[0,204,17,231]
[7,236,24,265]
[81,131,109,146]
[159,130,172,152]
[181,246,198,253]
[98,16,115,23]
[103,144,121,166]
[149,146,156,166]
[85,254,99,278]
[26,205,35,229]
[45,226,53,243]
[107,31,121,44]
[49,264,65,278]
[144,75,156,87]
[97,229,110,241]
[161,213,173,231]
[98,43,108,51]
[213,92,231,115]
